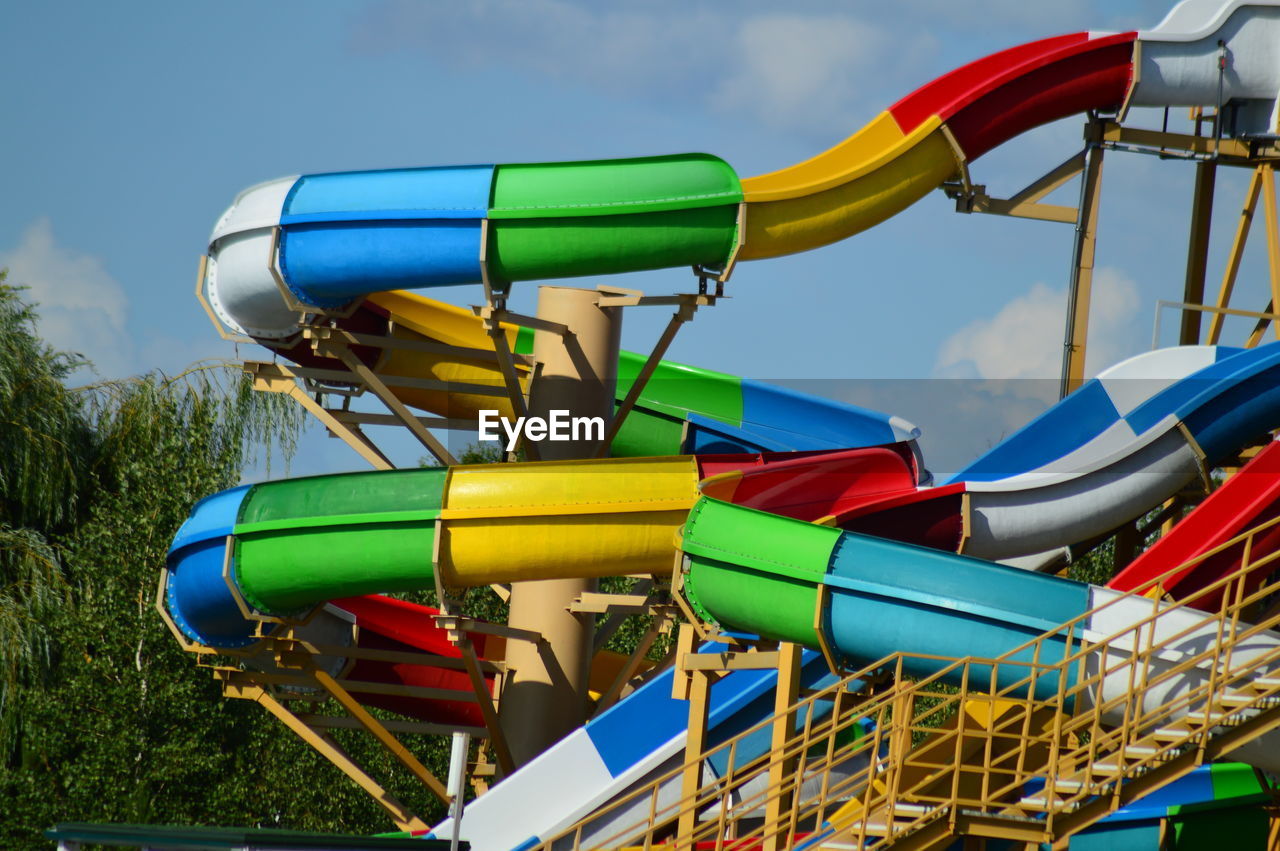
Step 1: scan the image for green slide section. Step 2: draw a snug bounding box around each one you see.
[487,154,742,283]
[513,328,745,457]
[234,469,448,614]
[682,498,834,647]
[612,353,744,457]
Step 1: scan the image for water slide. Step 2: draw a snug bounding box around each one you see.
[203,4,1280,343]
[834,343,1280,563]
[166,444,928,649]
[175,0,1280,845]
[1109,440,1280,607]
[166,339,1280,846]
[165,447,922,850]
[680,494,1280,777]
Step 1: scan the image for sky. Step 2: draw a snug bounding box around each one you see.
[3,0,1276,478]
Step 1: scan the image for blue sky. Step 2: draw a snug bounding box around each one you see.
[3,0,1274,476]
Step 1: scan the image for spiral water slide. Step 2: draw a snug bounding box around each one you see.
[178,2,1280,848]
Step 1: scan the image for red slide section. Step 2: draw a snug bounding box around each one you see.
[1109,442,1280,610]
[889,31,1136,159]
[698,445,922,522]
[331,595,500,728]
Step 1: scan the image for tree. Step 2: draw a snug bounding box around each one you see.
[0,275,94,743]
[0,280,422,847]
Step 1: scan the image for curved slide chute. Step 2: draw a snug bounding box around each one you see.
[203,30,1149,337]
[206,29,1137,338]
[202,2,1280,341]
[680,494,1280,775]
[165,446,925,650]
[1109,440,1280,608]
[837,342,1280,561]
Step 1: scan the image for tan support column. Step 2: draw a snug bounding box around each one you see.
[1181,161,1217,345]
[763,642,804,851]
[1264,165,1280,340]
[678,669,713,849]
[1207,165,1264,344]
[1059,137,1106,399]
[500,285,621,765]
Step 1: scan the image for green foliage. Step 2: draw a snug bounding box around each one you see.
[456,442,503,465]
[0,282,455,847]
[0,287,683,847]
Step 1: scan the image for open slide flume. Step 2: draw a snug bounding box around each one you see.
[833,343,1280,563]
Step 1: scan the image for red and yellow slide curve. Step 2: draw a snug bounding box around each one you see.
[740,31,1136,259]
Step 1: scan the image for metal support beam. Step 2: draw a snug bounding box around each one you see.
[310,668,451,805]
[1060,136,1106,399]
[453,631,515,776]
[677,669,713,850]
[762,643,803,851]
[1181,161,1217,345]
[1265,165,1280,341]
[594,300,698,458]
[253,688,429,832]
[328,343,458,465]
[945,152,1084,224]
[246,362,394,470]
[1207,165,1265,343]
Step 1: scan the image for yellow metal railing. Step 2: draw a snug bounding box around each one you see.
[540,511,1280,851]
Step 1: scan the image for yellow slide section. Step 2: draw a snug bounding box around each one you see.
[370,291,529,422]
[436,456,700,586]
[740,114,960,260]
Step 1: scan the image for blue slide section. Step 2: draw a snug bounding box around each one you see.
[949,380,1120,484]
[1182,345,1280,460]
[684,380,917,456]
[823,533,1089,700]
[947,343,1264,485]
[165,485,254,648]
[278,165,494,307]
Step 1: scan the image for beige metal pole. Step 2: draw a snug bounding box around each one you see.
[1181,161,1217,345]
[1059,138,1106,399]
[500,285,621,765]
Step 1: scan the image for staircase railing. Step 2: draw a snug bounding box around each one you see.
[538,511,1280,851]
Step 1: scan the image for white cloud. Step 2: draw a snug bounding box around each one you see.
[716,15,882,128]
[348,1,934,137]
[934,267,1141,380]
[0,218,134,377]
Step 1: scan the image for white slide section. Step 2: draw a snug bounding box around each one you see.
[1134,0,1280,132]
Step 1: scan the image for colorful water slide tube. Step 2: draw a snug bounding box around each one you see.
[1109,440,1280,608]
[203,34,1131,336]
[166,449,920,849]
[267,289,921,461]
[1129,0,1280,133]
[203,2,1280,342]
[835,343,1280,562]
[166,491,503,725]
[680,495,1280,774]
[165,445,924,650]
